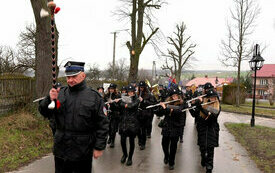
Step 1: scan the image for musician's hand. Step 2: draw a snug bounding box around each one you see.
[125,104,128,108]
[114,99,120,103]
[139,97,143,102]
[198,97,203,102]
[160,102,166,109]
[93,150,103,159]
[49,88,60,101]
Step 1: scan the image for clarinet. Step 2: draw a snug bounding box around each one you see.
[48,0,58,109]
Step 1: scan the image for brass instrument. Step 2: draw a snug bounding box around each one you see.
[151,84,160,100]
[145,79,151,88]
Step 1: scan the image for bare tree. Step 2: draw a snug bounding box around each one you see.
[86,63,101,80]
[116,0,166,81]
[30,0,59,97]
[220,0,260,106]
[0,46,20,74]
[104,58,129,81]
[17,23,36,71]
[161,22,196,82]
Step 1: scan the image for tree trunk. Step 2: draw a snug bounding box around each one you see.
[30,0,58,98]
[236,59,241,107]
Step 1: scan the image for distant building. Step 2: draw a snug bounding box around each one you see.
[185,75,233,96]
[251,64,275,99]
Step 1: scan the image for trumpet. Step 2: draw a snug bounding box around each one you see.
[146,99,180,109]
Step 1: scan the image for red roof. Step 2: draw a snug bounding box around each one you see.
[186,77,233,88]
[252,64,275,77]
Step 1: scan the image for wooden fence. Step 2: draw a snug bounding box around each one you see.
[0,77,35,115]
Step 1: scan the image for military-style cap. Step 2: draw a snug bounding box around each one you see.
[206,88,218,97]
[108,83,117,89]
[169,87,179,96]
[64,61,85,77]
[127,85,136,92]
[121,86,127,91]
[204,82,214,90]
[138,81,147,87]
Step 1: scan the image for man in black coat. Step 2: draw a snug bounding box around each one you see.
[39,61,109,173]
[189,82,220,173]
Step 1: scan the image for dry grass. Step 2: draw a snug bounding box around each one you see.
[0,110,53,173]
[225,123,275,173]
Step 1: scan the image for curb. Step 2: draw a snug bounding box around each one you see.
[221,110,275,119]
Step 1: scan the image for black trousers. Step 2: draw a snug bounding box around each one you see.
[138,121,147,146]
[145,114,154,136]
[161,136,179,166]
[120,134,135,160]
[109,117,119,142]
[54,157,92,173]
[200,146,215,170]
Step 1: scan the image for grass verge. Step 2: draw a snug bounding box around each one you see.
[225,123,275,173]
[0,107,53,173]
[221,104,275,118]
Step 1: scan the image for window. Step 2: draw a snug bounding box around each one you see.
[260,79,268,85]
[258,90,265,96]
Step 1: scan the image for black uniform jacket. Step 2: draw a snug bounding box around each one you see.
[119,95,140,136]
[159,103,186,137]
[39,81,109,161]
[138,92,157,121]
[189,98,221,148]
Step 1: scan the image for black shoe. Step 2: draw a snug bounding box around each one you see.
[164,158,169,164]
[169,165,174,170]
[140,145,145,150]
[107,138,111,144]
[201,159,206,167]
[147,135,151,138]
[110,142,115,148]
[126,159,132,166]
[120,155,127,163]
[206,169,212,173]
[180,139,183,143]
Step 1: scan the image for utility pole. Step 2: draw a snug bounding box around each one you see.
[112,32,117,80]
[152,61,156,80]
[111,29,129,80]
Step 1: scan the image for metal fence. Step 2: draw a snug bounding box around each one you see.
[0,77,35,115]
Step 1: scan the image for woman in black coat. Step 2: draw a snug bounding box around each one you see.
[159,87,186,170]
[189,83,220,173]
[118,85,140,166]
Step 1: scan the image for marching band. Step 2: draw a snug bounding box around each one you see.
[97,80,221,173]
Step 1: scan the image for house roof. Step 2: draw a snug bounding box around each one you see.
[252,64,275,77]
[185,77,233,88]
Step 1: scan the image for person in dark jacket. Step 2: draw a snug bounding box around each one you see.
[104,83,121,148]
[189,82,220,173]
[39,61,109,173]
[159,87,187,170]
[137,81,157,150]
[119,85,140,166]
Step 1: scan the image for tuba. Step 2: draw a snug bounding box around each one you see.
[151,84,160,101]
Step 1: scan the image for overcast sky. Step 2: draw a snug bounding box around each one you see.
[1,0,275,72]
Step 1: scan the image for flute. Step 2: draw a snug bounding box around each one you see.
[146,99,180,109]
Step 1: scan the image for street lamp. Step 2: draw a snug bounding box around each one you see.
[249,44,265,127]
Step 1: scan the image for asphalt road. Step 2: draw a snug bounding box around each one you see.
[11,111,274,173]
